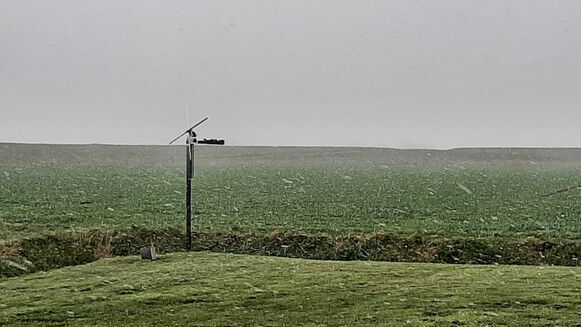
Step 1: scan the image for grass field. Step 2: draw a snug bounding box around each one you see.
[0,145,579,270]
[1,252,580,326]
[1,164,579,241]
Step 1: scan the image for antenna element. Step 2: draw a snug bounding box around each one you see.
[168,117,209,145]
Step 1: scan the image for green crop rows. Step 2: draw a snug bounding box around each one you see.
[0,164,579,241]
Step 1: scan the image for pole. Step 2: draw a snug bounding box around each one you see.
[186,131,195,251]
[167,117,222,251]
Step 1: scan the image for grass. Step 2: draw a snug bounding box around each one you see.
[0,252,579,326]
[0,164,579,241]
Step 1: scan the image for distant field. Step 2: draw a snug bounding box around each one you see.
[0,144,579,241]
[1,252,579,326]
[0,143,580,168]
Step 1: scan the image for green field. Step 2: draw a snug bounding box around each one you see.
[1,252,579,326]
[1,160,579,241]
[0,145,579,269]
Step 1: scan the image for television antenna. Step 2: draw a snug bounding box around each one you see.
[169,117,225,250]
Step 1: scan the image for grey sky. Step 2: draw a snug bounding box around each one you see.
[0,1,579,148]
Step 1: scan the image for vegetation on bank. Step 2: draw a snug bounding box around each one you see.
[1,227,579,278]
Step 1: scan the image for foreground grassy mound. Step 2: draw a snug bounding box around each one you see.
[1,227,579,277]
[1,252,579,326]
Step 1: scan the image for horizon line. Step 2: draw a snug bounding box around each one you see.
[0,141,580,151]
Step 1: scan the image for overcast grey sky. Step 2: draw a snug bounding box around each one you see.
[0,1,580,148]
